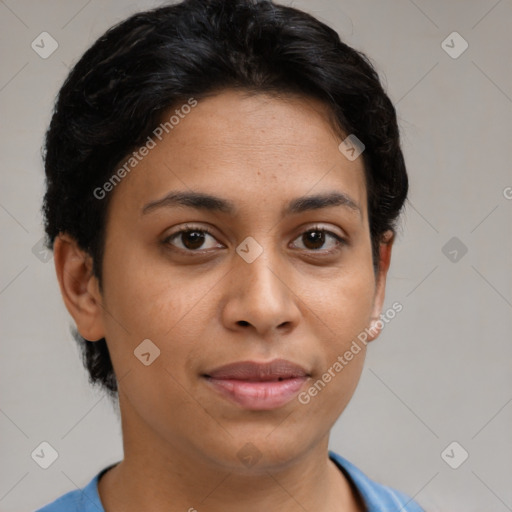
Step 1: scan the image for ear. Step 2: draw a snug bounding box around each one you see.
[53,233,106,342]
[366,230,394,342]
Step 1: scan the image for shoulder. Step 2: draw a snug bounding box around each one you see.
[34,470,105,512]
[329,451,425,512]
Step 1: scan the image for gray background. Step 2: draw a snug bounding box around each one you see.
[1,0,511,511]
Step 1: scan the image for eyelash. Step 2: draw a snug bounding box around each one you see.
[162,223,346,256]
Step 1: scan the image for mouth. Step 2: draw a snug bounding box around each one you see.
[202,359,310,410]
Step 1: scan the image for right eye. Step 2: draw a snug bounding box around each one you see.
[163,224,224,253]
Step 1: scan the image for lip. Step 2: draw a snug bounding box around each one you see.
[202,359,310,410]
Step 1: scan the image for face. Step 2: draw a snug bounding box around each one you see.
[61,89,392,472]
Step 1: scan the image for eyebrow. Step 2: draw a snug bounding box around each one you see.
[141,190,361,218]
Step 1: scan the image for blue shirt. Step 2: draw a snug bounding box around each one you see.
[35,451,424,511]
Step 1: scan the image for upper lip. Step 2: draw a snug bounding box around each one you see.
[203,358,309,381]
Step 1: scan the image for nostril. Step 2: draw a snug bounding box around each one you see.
[237,320,250,327]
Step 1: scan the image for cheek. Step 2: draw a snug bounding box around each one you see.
[98,248,211,414]
[299,262,375,400]
[99,244,222,376]
[294,272,374,427]
[103,242,180,327]
[295,353,365,447]
[309,263,376,337]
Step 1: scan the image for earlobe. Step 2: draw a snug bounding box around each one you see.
[53,233,106,342]
[367,230,394,342]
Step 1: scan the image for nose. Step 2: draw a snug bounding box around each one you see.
[220,245,301,338]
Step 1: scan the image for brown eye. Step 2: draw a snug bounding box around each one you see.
[180,230,207,250]
[164,226,222,252]
[291,228,345,253]
[302,230,326,250]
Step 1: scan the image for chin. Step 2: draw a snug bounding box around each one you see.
[198,423,319,473]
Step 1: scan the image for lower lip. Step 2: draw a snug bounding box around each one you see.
[205,377,308,410]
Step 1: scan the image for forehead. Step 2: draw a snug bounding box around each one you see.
[106,89,368,223]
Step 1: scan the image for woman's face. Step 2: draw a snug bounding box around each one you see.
[83,90,391,471]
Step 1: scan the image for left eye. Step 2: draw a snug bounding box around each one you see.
[290,228,345,252]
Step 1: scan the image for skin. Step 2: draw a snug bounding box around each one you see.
[54,89,394,512]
